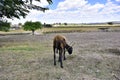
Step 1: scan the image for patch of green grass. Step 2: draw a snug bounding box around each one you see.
[0,45,35,51]
[0,42,49,51]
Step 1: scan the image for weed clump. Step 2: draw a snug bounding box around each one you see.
[107,48,120,55]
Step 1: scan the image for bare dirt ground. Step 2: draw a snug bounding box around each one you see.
[0,32,120,80]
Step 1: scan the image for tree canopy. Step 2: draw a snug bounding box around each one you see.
[0,0,52,31]
[22,21,42,35]
[107,22,113,25]
[0,0,52,19]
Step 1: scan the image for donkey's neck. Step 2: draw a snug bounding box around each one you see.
[65,44,71,49]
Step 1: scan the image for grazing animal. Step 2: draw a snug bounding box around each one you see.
[53,35,73,68]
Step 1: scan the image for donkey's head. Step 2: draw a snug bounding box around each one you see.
[67,46,73,54]
[66,44,73,55]
[66,41,75,54]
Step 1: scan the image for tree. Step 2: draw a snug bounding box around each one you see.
[0,0,52,31]
[22,21,42,35]
[0,20,10,32]
[18,23,22,27]
[107,22,113,25]
[64,23,67,25]
[0,0,52,19]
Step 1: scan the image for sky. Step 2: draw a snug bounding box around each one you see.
[8,0,120,24]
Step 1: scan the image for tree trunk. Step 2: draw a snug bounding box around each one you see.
[32,30,35,35]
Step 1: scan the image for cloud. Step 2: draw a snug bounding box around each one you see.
[8,0,120,24]
[32,0,49,7]
[57,0,88,10]
[116,0,120,2]
[42,0,120,23]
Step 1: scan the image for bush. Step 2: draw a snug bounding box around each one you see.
[0,21,10,32]
[44,24,52,28]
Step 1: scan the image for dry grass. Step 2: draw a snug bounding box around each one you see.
[42,25,120,33]
[42,27,98,33]
[0,32,120,80]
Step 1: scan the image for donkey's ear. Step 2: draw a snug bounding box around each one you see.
[71,42,75,46]
[69,41,75,46]
[69,41,73,45]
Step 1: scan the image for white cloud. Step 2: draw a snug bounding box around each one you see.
[8,0,120,24]
[57,0,88,10]
[32,0,49,7]
[99,1,120,15]
[116,0,120,2]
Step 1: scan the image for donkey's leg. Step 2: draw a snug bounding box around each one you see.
[58,51,61,62]
[63,48,66,60]
[59,49,63,68]
[53,47,56,66]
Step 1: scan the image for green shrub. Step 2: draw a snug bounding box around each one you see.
[0,21,10,32]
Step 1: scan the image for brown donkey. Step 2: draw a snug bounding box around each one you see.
[53,35,73,68]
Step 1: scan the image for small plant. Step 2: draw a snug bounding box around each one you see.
[107,48,120,55]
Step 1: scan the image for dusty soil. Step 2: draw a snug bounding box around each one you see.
[0,32,120,80]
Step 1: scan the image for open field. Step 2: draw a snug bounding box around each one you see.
[0,31,120,80]
[43,25,120,33]
[0,25,120,35]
